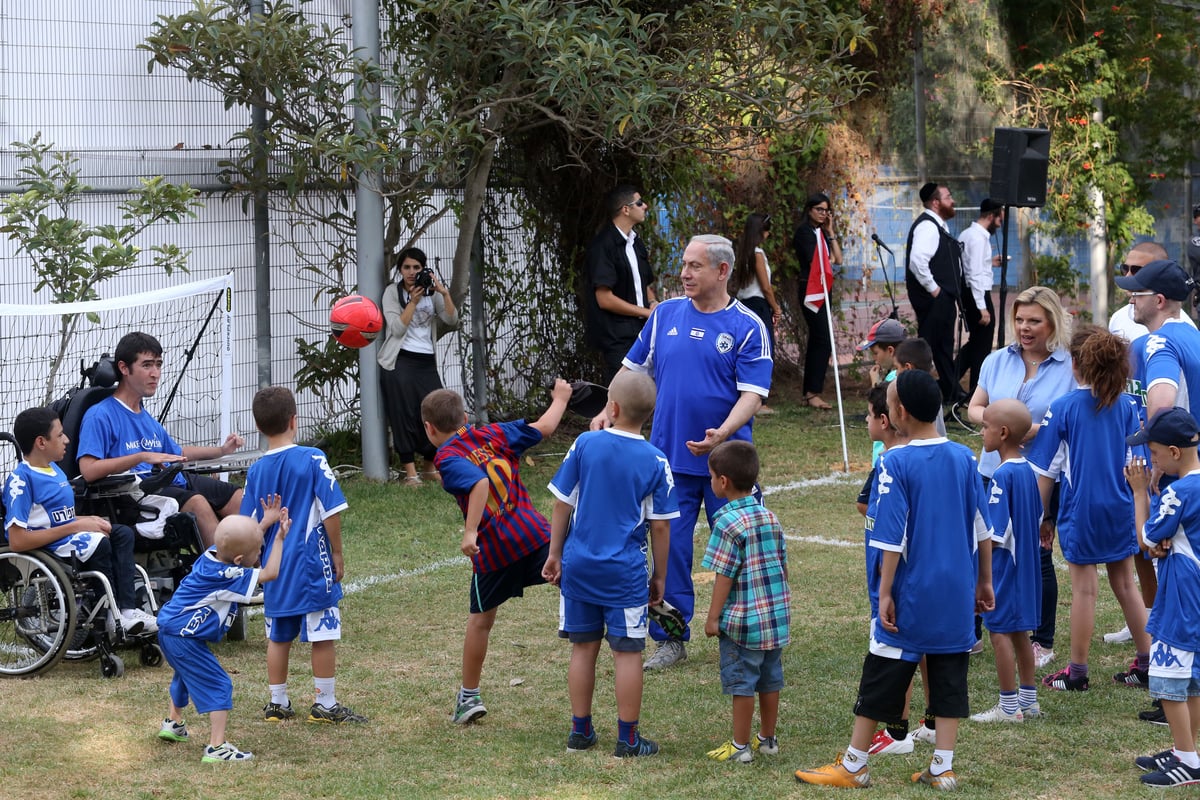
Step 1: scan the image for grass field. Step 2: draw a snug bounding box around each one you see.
[0,394,1172,799]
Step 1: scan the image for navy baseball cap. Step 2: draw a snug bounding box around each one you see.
[1128,407,1200,448]
[857,318,906,351]
[1114,259,1195,301]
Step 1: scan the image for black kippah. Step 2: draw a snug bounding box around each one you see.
[919,182,939,204]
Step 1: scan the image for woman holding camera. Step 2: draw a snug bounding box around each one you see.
[378,246,458,485]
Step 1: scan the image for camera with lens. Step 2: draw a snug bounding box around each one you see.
[414,267,436,293]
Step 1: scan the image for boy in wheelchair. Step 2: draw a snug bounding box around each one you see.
[3,406,159,635]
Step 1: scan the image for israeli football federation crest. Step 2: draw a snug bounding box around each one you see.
[715,332,734,353]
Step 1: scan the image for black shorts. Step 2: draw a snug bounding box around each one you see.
[468,543,549,614]
[853,651,970,723]
[159,473,239,514]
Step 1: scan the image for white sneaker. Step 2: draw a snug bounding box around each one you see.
[1032,642,1055,668]
[121,608,158,634]
[1020,701,1042,719]
[912,723,937,744]
[970,703,1023,723]
[643,640,687,671]
[1103,625,1133,644]
[868,728,914,755]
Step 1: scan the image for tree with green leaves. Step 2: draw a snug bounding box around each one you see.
[1,134,202,404]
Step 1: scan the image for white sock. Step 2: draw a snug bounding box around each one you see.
[314,677,336,709]
[931,749,954,775]
[1176,749,1200,769]
[843,746,869,773]
[269,683,289,706]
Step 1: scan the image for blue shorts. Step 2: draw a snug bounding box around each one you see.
[557,594,647,652]
[718,635,784,696]
[159,633,232,715]
[266,606,342,643]
[1149,641,1200,703]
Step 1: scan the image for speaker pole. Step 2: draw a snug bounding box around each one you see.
[997,205,1011,347]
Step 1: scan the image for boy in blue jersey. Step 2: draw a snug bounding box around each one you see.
[422,380,573,725]
[702,439,790,764]
[971,399,1043,723]
[796,370,993,790]
[543,372,678,758]
[1127,408,1200,786]
[3,406,158,634]
[157,511,287,762]
[240,386,366,725]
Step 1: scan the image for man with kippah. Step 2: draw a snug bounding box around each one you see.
[905,183,965,405]
[955,199,1004,396]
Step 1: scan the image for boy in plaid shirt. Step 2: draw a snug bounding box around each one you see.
[702,440,791,763]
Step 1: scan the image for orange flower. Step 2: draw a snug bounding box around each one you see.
[1082,162,1093,170]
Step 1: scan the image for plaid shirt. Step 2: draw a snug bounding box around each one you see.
[701,496,791,650]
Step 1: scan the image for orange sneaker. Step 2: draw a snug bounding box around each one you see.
[912,767,959,790]
[795,753,871,788]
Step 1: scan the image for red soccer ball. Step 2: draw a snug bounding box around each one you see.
[330,294,383,348]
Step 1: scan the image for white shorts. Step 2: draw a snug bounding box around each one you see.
[265,606,342,643]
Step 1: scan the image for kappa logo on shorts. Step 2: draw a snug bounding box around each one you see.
[1152,641,1184,669]
[715,332,734,353]
[314,609,340,632]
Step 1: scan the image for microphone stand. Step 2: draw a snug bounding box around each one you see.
[873,239,900,320]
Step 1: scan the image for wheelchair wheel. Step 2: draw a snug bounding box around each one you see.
[100,652,124,679]
[140,643,164,668]
[0,547,77,677]
[227,607,247,642]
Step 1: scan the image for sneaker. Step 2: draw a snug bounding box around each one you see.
[1142,762,1200,787]
[1032,642,1055,669]
[613,735,660,758]
[1042,667,1089,691]
[1103,624,1133,644]
[642,639,686,671]
[121,608,158,634]
[307,702,368,724]
[1020,702,1043,719]
[752,734,779,755]
[970,703,1023,723]
[707,741,753,763]
[868,728,914,755]
[201,742,254,763]
[566,730,598,752]
[912,723,937,744]
[157,718,189,743]
[1137,749,1179,772]
[263,701,296,722]
[912,767,959,791]
[1140,700,1168,726]
[451,696,487,725]
[795,754,871,788]
[969,639,985,655]
[1113,660,1149,687]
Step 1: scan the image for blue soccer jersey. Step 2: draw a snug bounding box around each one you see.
[623,297,772,477]
[548,429,680,607]
[2,461,104,560]
[1026,389,1140,565]
[982,458,1043,634]
[1143,471,1200,652]
[76,396,188,487]
[240,444,348,617]
[435,420,550,574]
[1143,320,1200,420]
[869,438,992,656]
[157,549,261,641]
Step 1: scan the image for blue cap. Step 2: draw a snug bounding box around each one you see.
[1114,259,1195,301]
[1127,407,1200,448]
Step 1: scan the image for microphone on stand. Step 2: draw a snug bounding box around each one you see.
[871,233,894,255]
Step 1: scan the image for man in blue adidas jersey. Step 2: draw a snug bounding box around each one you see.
[76,331,245,548]
[592,233,772,671]
[797,370,993,790]
[240,386,366,725]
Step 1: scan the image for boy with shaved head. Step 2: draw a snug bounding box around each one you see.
[971,398,1044,723]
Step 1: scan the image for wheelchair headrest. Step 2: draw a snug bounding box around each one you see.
[58,385,117,480]
[86,355,118,389]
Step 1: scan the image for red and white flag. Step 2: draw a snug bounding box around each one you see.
[803,230,834,312]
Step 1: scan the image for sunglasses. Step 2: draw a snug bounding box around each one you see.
[627,199,647,208]
[1118,263,1142,276]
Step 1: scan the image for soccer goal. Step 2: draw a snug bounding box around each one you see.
[0,272,234,469]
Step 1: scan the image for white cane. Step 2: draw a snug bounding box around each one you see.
[820,263,851,473]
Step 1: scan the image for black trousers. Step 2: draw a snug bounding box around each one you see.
[914,290,960,403]
[801,303,832,396]
[955,291,995,395]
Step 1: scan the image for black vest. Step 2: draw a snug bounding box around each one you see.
[904,213,963,300]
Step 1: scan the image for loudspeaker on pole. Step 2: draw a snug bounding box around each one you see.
[989,127,1051,208]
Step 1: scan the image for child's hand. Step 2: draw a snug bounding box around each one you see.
[258,494,284,530]
[1039,518,1056,550]
[1147,538,1172,559]
[704,616,719,638]
[461,529,480,557]
[649,574,665,607]
[550,378,573,405]
[868,364,881,386]
[975,581,995,614]
[80,515,111,534]
[541,555,561,585]
[274,507,291,541]
[878,595,898,633]
[1125,457,1151,493]
[331,550,344,581]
